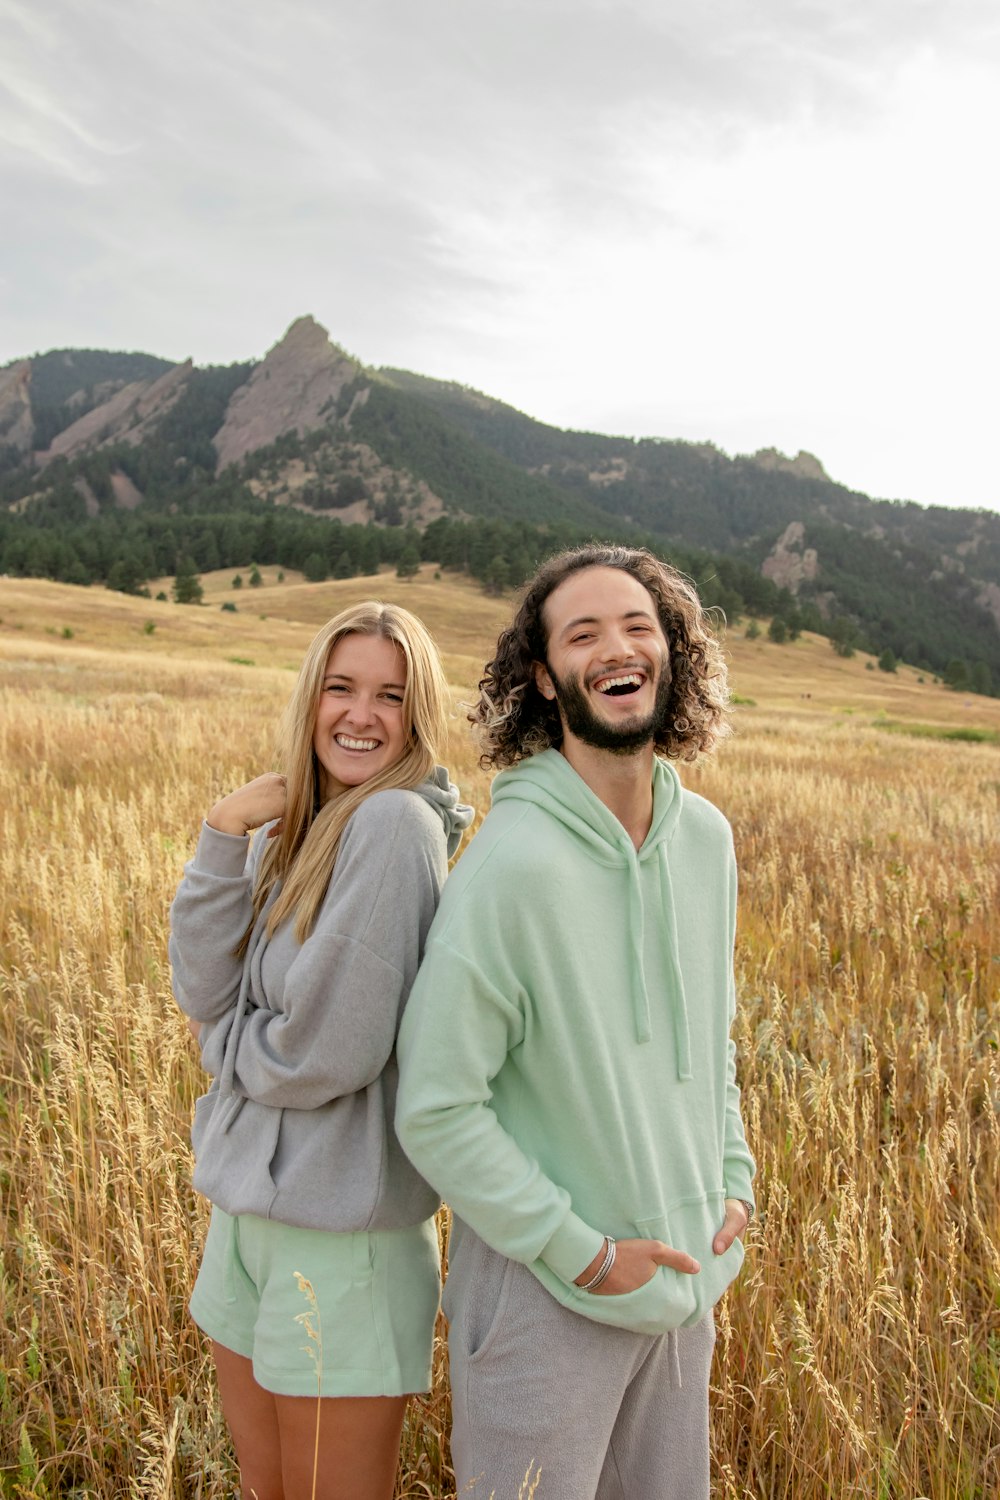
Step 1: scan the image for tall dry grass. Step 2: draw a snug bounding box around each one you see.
[691,722,1000,1500]
[0,602,997,1497]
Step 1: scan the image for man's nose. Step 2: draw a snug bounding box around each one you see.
[601,628,634,662]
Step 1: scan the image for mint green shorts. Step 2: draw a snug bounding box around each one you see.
[190,1207,441,1397]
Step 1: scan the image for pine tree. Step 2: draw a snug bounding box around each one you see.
[970,661,993,696]
[396,544,420,580]
[172,555,203,605]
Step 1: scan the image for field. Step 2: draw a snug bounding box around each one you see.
[0,569,998,1498]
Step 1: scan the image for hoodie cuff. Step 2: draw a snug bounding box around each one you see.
[724,1174,755,1213]
[539,1211,607,1285]
[193,821,251,876]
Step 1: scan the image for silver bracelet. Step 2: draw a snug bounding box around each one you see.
[579,1235,616,1292]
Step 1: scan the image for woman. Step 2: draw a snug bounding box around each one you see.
[169,601,472,1500]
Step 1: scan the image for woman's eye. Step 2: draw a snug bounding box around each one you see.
[383,692,404,705]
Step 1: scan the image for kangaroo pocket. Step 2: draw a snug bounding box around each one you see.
[191,1089,282,1218]
[534,1192,745,1336]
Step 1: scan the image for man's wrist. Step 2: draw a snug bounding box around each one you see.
[541,1214,606,1284]
[576,1236,616,1292]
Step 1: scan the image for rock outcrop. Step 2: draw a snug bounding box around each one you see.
[0,362,34,452]
[749,448,830,483]
[212,317,361,472]
[977,580,1000,630]
[40,361,192,462]
[762,520,819,593]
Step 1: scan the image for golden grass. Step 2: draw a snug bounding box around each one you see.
[1,575,998,1497]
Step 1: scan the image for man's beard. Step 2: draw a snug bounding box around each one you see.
[548,662,673,756]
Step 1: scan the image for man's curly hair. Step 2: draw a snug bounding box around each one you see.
[471,544,731,769]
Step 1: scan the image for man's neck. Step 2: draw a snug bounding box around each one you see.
[559,736,656,850]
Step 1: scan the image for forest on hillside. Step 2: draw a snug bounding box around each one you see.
[2,348,998,696]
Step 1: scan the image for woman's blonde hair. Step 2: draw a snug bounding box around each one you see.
[247,601,448,947]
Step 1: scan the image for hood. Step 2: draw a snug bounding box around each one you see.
[491,749,692,1078]
[415,765,475,858]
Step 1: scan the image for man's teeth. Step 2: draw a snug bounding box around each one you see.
[596,674,643,694]
[336,735,379,751]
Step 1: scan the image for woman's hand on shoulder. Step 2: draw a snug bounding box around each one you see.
[206,773,287,838]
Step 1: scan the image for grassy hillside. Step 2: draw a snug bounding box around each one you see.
[4,570,998,736]
[1,573,998,1497]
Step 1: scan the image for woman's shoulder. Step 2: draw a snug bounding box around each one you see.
[326,790,448,916]
[345,786,445,845]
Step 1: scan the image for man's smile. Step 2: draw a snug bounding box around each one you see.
[592,671,646,698]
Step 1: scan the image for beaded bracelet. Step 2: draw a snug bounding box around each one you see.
[579,1235,616,1292]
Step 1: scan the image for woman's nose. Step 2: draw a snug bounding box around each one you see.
[345,695,375,725]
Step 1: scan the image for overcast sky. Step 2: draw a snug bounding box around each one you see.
[3,0,999,512]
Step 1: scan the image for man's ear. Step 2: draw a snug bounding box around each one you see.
[533,660,557,701]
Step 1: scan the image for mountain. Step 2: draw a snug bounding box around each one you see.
[1,316,998,693]
[380,364,1000,586]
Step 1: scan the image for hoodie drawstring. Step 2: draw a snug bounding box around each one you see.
[624,844,652,1044]
[657,844,693,1080]
[626,841,693,1078]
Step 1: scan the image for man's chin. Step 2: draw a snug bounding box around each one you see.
[565,712,659,755]
[549,667,671,756]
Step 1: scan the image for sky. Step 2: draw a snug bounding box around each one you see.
[2,0,999,513]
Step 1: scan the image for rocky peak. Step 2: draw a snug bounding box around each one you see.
[0,361,34,452]
[40,361,193,462]
[749,447,830,483]
[212,316,362,472]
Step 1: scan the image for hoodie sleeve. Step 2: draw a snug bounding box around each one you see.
[722,1029,756,1207]
[396,936,605,1283]
[168,822,259,1023]
[722,842,756,1207]
[221,791,447,1110]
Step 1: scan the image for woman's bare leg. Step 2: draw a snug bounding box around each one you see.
[212,1341,284,1500]
[213,1339,409,1500]
[275,1392,409,1500]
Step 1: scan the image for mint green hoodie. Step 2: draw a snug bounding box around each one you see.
[396,748,755,1336]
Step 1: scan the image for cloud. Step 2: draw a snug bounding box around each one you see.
[1,0,998,508]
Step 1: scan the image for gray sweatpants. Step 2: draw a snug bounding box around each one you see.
[444,1222,714,1500]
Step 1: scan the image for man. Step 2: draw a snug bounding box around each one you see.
[396,544,755,1499]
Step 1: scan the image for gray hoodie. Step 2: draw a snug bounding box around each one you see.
[170,768,473,1232]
